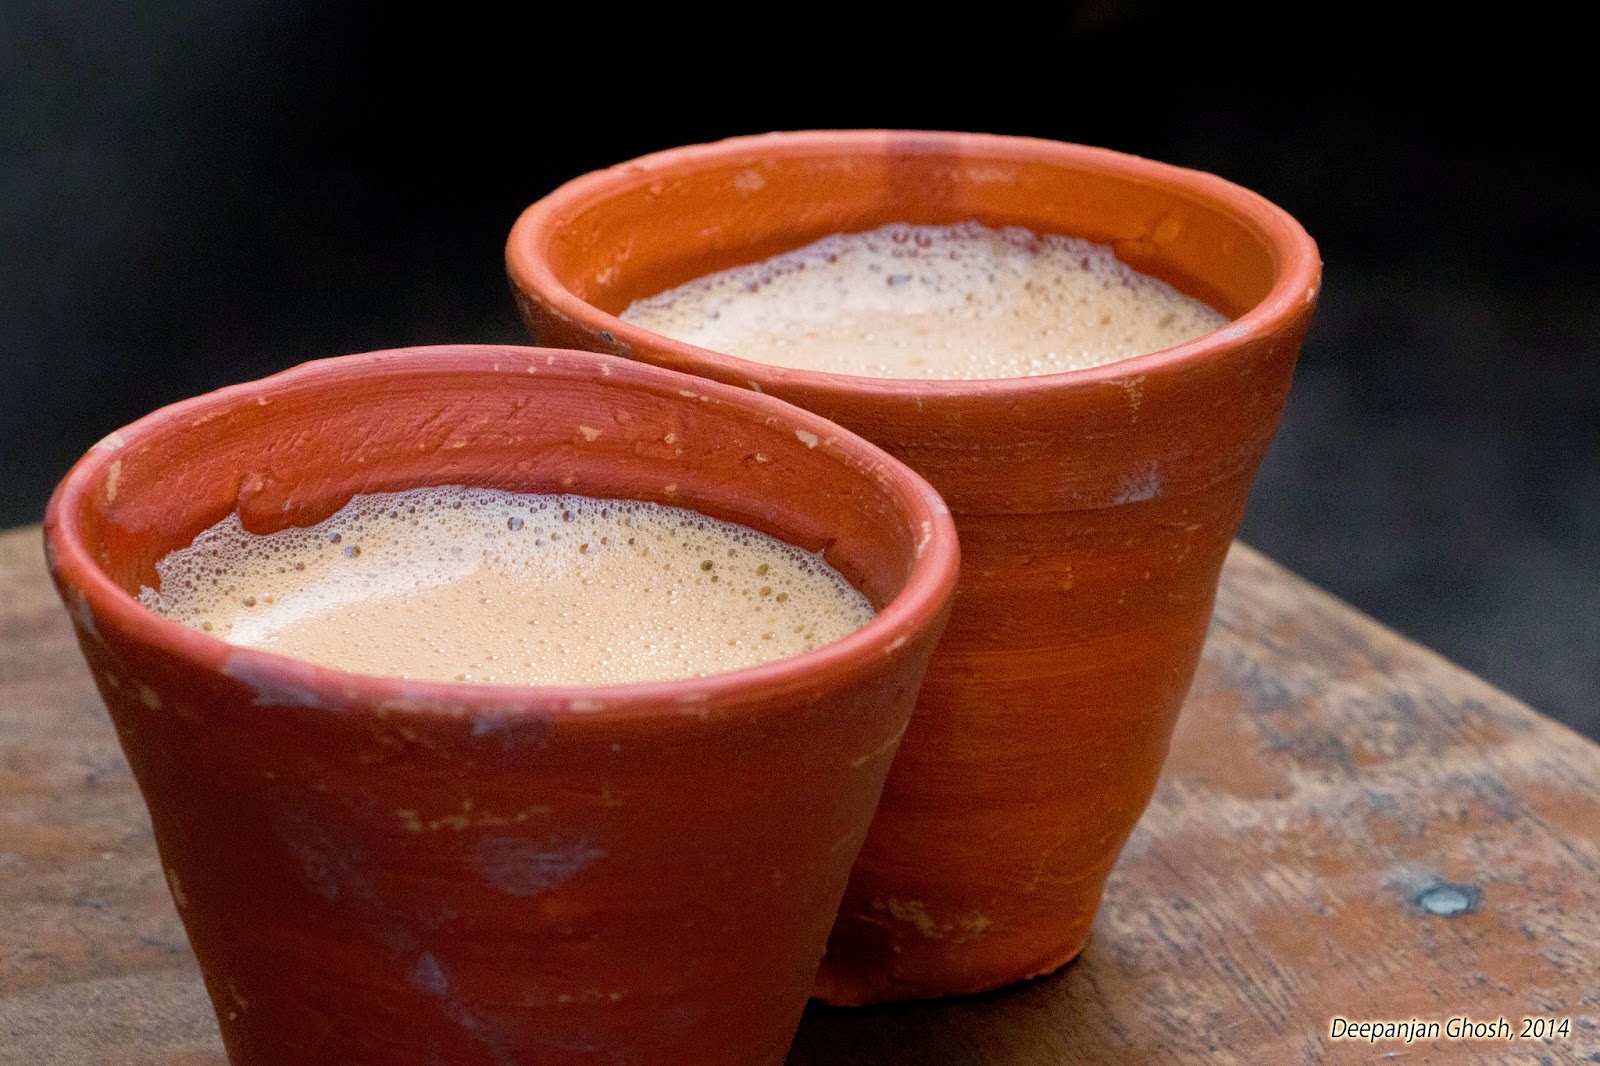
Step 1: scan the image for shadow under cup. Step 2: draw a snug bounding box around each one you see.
[506,130,1323,1003]
[42,345,958,1064]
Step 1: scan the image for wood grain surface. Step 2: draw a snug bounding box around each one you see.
[1,526,1596,1064]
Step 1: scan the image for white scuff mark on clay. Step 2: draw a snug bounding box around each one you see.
[962,164,1015,184]
[849,718,911,768]
[477,834,606,896]
[408,951,515,1059]
[93,430,126,452]
[1118,374,1146,421]
[576,425,602,442]
[137,684,162,710]
[65,592,100,641]
[165,867,188,908]
[1219,323,1250,342]
[1113,464,1162,505]
[662,483,677,495]
[753,453,768,464]
[377,693,467,715]
[734,169,766,193]
[412,952,450,995]
[678,389,704,400]
[748,380,763,393]
[916,520,932,556]
[228,982,248,1016]
[396,803,551,834]
[794,429,819,449]
[877,898,940,937]
[568,698,606,712]
[223,654,335,709]
[872,898,991,941]
[663,432,676,444]
[105,461,122,504]
[955,912,991,939]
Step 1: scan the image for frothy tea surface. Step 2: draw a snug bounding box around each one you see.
[621,221,1229,380]
[143,488,875,686]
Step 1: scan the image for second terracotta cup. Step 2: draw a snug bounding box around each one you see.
[508,130,1321,1004]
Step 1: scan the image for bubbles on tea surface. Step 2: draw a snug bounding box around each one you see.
[620,221,1229,380]
[140,488,875,686]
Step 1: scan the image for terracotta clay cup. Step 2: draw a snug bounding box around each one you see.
[506,131,1321,1004]
[43,344,959,1063]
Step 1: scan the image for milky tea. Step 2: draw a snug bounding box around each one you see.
[621,221,1228,379]
[144,487,874,686]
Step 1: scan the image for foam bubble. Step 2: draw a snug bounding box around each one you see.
[620,221,1229,380]
[141,488,875,687]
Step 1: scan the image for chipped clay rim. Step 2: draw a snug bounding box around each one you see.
[43,345,960,726]
[506,129,1322,403]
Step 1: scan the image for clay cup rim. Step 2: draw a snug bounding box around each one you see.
[506,129,1321,404]
[44,345,960,729]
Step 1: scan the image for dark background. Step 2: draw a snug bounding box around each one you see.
[3,4,1595,737]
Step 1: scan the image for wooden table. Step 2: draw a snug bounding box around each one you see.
[2,525,1596,1064]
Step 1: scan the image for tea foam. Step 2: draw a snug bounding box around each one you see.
[621,221,1228,380]
[142,487,875,686]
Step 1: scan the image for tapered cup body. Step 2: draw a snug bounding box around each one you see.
[45,345,959,1057]
[508,132,1320,1002]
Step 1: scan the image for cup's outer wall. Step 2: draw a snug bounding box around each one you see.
[43,346,959,1058]
[507,133,1321,1003]
[64,614,937,1062]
